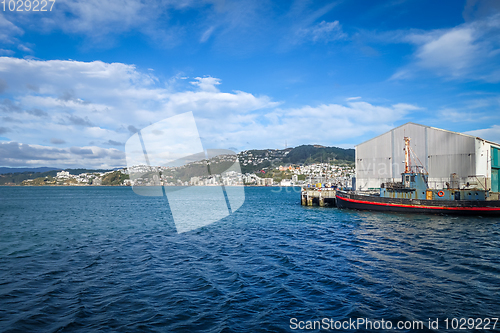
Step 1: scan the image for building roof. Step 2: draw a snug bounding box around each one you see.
[355,122,500,148]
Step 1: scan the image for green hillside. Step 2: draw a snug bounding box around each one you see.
[238,145,354,174]
[282,145,354,164]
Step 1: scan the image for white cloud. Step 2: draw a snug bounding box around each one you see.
[200,26,216,43]
[0,49,15,56]
[0,57,423,167]
[0,57,279,166]
[0,0,202,49]
[1,0,347,54]
[164,89,278,116]
[197,101,420,150]
[465,125,500,144]
[0,14,23,44]
[415,28,476,74]
[190,76,221,92]
[435,108,487,123]
[0,57,157,93]
[297,20,346,43]
[56,0,148,35]
[433,95,500,124]
[0,13,28,54]
[17,44,33,53]
[391,13,500,82]
[0,141,125,168]
[3,0,287,51]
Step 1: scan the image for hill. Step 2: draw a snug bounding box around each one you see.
[0,145,354,184]
[282,145,354,164]
[238,145,354,173]
[0,168,114,185]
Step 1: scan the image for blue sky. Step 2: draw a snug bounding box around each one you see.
[0,0,500,168]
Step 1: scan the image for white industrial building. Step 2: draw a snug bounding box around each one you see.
[355,123,500,192]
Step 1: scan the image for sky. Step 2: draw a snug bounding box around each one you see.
[0,0,500,168]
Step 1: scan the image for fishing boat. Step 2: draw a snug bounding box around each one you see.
[336,137,500,216]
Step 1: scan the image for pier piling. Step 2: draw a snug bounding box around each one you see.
[301,188,337,207]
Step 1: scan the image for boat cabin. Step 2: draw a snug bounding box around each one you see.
[379,136,489,202]
[380,172,488,201]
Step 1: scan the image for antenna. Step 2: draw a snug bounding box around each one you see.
[404,137,411,173]
[404,136,428,174]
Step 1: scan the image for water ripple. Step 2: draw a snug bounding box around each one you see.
[1,187,500,332]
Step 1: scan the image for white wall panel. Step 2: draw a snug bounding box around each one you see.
[356,123,484,191]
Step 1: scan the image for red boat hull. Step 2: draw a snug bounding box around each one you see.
[336,191,500,216]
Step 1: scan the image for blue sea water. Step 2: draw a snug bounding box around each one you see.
[1,186,500,332]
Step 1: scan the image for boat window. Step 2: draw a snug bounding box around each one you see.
[411,175,415,182]
[405,176,410,181]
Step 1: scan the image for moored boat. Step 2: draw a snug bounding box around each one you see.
[336,137,500,216]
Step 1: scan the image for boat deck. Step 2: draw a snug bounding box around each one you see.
[336,190,500,216]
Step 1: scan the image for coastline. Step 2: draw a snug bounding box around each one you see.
[0,184,298,187]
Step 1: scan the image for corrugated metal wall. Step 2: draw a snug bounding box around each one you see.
[356,123,477,190]
[355,131,392,189]
[427,129,476,188]
[391,123,427,176]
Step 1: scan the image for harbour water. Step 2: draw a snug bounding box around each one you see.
[1,186,500,332]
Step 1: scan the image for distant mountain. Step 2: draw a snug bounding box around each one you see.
[282,145,354,164]
[0,144,354,183]
[238,145,354,173]
[0,167,60,175]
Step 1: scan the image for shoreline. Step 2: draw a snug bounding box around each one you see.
[0,184,302,188]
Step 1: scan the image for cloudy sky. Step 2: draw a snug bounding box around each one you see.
[0,0,500,168]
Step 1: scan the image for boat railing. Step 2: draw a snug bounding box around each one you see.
[355,190,380,196]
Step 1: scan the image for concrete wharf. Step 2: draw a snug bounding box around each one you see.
[301,187,337,207]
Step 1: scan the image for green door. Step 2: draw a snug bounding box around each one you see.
[493,168,499,193]
[492,147,500,193]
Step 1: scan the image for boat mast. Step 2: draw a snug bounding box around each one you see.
[404,137,411,173]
